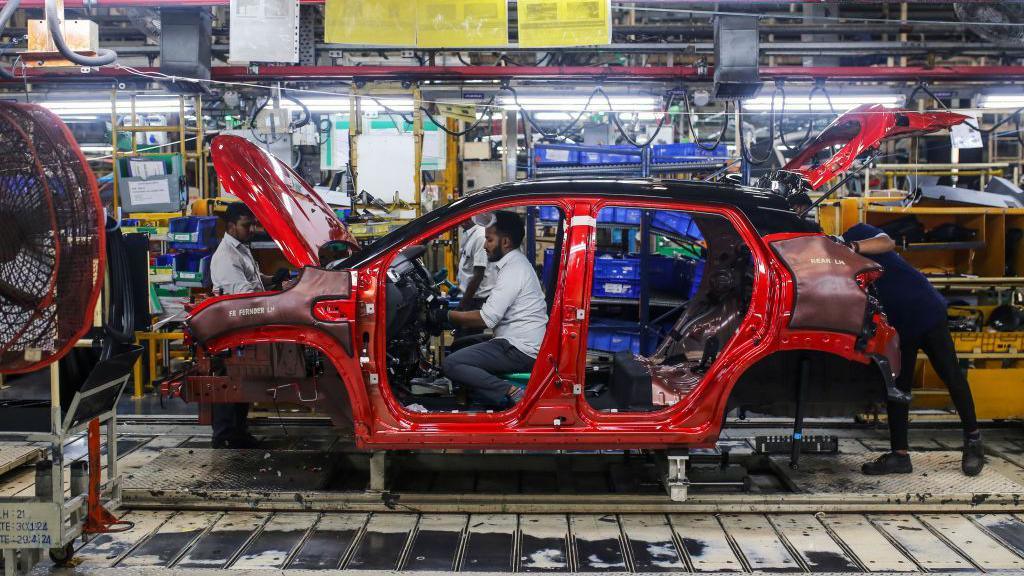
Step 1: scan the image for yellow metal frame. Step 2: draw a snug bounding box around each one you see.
[110,88,207,213]
[132,331,184,398]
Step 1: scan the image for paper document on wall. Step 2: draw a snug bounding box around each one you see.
[128,159,166,179]
[127,178,172,206]
[229,0,299,63]
[417,0,508,47]
[950,113,983,149]
[517,0,610,47]
[325,0,416,45]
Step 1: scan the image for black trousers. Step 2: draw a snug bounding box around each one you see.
[212,403,250,443]
[887,323,978,451]
[442,338,534,408]
[210,353,250,443]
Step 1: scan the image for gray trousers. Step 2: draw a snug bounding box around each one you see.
[442,338,534,408]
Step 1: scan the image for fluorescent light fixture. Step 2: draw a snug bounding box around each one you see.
[279,97,414,114]
[978,92,1024,109]
[499,95,659,112]
[742,94,904,112]
[41,98,188,115]
[618,111,663,121]
[531,111,663,122]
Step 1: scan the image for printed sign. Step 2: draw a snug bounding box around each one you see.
[127,178,172,206]
[0,503,62,549]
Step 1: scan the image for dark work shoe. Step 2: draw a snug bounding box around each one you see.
[962,437,985,477]
[861,452,913,475]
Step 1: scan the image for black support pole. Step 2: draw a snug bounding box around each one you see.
[790,355,810,469]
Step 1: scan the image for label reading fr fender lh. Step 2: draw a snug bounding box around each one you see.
[228,305,277,318]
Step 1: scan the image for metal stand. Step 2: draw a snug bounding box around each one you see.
[0,345,139,575]
[665,449,690,502]
[369,451,389,492]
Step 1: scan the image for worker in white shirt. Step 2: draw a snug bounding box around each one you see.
[208,203,286,448]
[456,219,495,311]
[441,211,549,408]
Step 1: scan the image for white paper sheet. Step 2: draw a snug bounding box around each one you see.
[128,159,166,179]
[229,0,299,64]
[127,178,172,206]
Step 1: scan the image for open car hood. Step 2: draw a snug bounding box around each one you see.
[782,104,969,190]
[211,135,359,268]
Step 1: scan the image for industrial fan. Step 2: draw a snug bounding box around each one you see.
[0,102,105,374]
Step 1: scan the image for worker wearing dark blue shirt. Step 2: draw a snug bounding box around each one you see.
[790,194,983,477]
[842,223,982,476]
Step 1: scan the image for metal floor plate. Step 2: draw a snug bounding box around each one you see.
[59,510,1024,574]
[0,442,42,476]
[776,451,1024,497]
[123,448,335,492]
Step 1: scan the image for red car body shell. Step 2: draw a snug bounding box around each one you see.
[188,194,898,450]
[188,106,962,450]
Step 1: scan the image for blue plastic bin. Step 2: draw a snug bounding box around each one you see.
[580,145,639,165]
[597,207,642,225]
[593,279,641,299]
[651,211,703,240]
[652,142,728,164]
[587,319,662,354]
[154,253,175,267]
[168,216,219,251]
[544,249,698,300]
[593,254,640,280]
[538,206,561,221]
[171,252,212,288]
[534,145,579,166]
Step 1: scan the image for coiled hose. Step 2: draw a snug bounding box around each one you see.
[102,216,135,359]
[45,0,117,67]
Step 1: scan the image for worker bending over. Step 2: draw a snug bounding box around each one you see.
[791,194,983,476]
[843,223,983,476]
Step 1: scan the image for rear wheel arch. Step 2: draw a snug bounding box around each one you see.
[723,349,890,418]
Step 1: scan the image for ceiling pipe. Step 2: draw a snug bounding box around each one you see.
[9,64,1024,84]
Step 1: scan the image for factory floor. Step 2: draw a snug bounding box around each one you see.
[0,418,1016,574]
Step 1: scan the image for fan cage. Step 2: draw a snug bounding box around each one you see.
[0,103,105,374]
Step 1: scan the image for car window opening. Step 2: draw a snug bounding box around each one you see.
[384,205,565,414]
[582,208,754,413]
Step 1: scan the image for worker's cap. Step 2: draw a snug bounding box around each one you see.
[472,212,496,228]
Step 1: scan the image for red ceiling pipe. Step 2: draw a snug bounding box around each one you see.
[8,64,1024,83]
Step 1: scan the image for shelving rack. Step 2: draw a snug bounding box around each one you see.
[820,195,1024,419]
[527,142,726,355]
[109,89,207,212]
[108,90,207,397]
